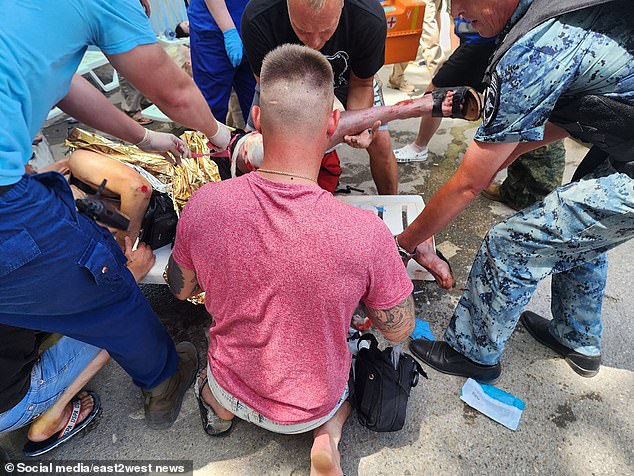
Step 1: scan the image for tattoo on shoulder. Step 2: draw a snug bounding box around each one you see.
[367,295,414,337]
[167,255,185,295]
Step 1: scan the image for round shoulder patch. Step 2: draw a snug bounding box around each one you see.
[483,72,500,127]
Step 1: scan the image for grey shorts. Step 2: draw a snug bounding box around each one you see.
[206,362,349,435]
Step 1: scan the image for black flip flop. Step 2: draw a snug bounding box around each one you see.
[23,391,101,457]
[194,374,233,437]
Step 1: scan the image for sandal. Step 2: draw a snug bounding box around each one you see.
[194,373,233,437]
[23,391,101,457]
[430,86,482,121]
[126,110,154,126]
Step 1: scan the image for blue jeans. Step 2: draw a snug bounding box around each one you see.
[0,173,178,389]
[0,337,101,432]
[446,164,634,365]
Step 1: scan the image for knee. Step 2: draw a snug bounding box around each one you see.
[125,176,152,205]
[367,131,394,160]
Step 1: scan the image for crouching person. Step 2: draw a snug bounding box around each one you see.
[166,44,415,476]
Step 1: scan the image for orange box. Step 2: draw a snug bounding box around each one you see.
[381,0,426,65]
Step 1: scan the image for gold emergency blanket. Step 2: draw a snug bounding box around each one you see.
[66,128,219,306]
[65,128,221,215]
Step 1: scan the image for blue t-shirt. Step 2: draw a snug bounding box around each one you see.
[188,0,249,33]
[476,1,634,143]
[0,0,157,186]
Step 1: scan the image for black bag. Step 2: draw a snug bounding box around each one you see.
[351,334,427,432]
[139,192,178,250]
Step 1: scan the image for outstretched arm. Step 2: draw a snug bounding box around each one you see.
[58,75,188,159]
[106,43,230,148]
[366,295,415,344]
[398,122,570,252]
[58,75,146,145]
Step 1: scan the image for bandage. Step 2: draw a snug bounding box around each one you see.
[209,120,231,150]
[230,131,264,177]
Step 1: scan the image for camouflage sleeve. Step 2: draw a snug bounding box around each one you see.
[475,20,585,144]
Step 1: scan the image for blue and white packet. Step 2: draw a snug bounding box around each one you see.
[460,378,525,431]
[410,318,435,341]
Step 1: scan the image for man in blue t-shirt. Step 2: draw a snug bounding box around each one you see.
[0,0,231,452]
[396,0,634,383]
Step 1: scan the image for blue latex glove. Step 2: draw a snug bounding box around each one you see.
[223,28,243,68]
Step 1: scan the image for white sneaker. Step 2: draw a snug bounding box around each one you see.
[394,144,429,163]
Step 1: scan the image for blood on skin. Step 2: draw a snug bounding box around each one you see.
[139,185,150,195]
[395,99,414,107]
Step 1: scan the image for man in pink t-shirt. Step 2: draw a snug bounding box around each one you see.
[167,45,415,476]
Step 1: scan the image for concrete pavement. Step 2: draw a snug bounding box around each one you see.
[1,63,632,476]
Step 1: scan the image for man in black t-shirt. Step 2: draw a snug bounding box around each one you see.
[242,0,399,195]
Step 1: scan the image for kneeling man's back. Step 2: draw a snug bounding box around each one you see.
[170,44,413,425]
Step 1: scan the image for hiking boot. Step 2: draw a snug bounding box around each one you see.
[143,342,199,429]
[481,184,520,211]
[520,311,601,377]
[410,339,501,384]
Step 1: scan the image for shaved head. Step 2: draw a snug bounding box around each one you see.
[259,44,334,136]
[287,0,344,50]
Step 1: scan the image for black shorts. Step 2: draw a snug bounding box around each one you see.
[432,42,498,93]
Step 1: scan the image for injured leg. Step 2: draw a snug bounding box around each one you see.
[68,150,152,248]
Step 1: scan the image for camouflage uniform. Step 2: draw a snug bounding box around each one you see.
[445,0,634,365]
[499,140,566,210]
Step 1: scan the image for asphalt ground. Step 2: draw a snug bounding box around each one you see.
[1,63,632,476]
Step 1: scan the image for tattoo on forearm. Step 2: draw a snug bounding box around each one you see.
[166,255,185,295]
[367,295,415,340]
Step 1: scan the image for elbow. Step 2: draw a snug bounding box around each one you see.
[150,77,193,115]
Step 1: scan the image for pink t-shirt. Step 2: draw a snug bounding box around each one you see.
[172,173,413,424]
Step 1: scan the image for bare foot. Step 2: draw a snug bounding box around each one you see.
[310,402,351,476]
[414,238,455,289]
[27,392,94,443]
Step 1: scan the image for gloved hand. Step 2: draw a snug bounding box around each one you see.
[135,129,190,165]
[223,28,243,68]
[208,120,232,150]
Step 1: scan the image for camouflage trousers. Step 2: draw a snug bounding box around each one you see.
[446,163,634,365]
[500,140,566,210]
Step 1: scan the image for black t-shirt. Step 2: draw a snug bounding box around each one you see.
[241,0,387,102]
[0,324,40,414]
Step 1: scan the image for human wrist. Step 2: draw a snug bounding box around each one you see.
[134,128,152,149]
[209,119,231,149]
[395,234,416,259]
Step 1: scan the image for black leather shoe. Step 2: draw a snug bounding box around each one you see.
[409,339,501,384]
[520,311,600,377]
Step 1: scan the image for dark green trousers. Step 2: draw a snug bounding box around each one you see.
[500,140,566,210]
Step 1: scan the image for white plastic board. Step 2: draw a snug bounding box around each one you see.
[141,194,433,284]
